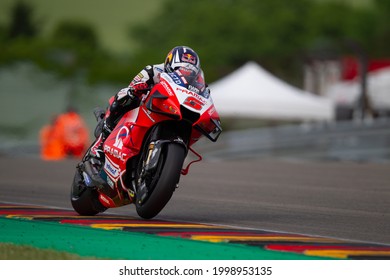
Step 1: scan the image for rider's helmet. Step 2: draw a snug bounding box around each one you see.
[164,46,201,76]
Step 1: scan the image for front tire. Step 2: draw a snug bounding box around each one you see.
[136,143,186,219]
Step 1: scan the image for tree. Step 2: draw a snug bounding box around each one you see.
[370,0,390,57]
[7,0,39,39]
[129,0,382,86]
[52,21,99,50]
[129,0,314,83]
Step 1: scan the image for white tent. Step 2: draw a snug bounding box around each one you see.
[210,61,335,121]
[324,67,390,110]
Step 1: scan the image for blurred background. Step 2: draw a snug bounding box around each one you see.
[0,0,389,161]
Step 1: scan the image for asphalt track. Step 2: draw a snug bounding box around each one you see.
[0,155,389,247]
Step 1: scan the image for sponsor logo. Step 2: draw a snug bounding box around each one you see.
[99,194,110,204]
[172,74,183,85]
[164,104,178,114]
[188,84,200,93]
[104,145,127,162]
[133,73,144,82]
[105,125,129,161]
[208,106,216,116]
[155,67,164,73]
[114,126,129,149]
[98,194,116,208]
[161,80,174,96]
[182,53,196,64]
[104,160,118,178]
[142,107,155,122]
[176,87,206,105]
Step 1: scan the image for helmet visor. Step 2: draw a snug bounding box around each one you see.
[175,67,207,96]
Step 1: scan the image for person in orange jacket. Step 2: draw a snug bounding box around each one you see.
[40,107,89,160]
[39,115,66,160]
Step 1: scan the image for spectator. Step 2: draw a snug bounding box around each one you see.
[39,115,66,160]
[40,107,89,160]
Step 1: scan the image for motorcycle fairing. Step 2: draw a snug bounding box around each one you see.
[102,85,176,184]
[101,70,222,203]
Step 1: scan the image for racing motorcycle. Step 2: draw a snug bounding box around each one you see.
[70,69,222,219]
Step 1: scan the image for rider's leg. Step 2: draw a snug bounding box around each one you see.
[89,96,140,159]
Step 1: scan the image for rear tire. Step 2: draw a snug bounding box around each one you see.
[136,143,185,219]
[70,170,106,215]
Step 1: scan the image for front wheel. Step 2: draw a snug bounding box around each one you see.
[136,143,186,219]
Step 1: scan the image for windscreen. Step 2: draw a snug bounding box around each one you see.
[168,68,209,98]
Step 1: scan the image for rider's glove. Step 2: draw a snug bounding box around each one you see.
[129,81,149,98]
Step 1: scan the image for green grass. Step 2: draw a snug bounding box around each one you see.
[0,243,99,260]
[0,0,165,54]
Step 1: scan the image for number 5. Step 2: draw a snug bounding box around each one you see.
[184,97,203,110]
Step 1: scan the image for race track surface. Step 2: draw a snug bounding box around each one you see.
[0,156,389,257]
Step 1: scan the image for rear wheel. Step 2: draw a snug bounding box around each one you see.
[70,169,106,215]
[135,143,186,219]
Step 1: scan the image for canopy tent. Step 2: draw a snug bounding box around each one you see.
[209,61,335,121]
[324,67,390,110]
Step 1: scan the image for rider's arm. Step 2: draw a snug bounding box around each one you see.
[129,64,164,97]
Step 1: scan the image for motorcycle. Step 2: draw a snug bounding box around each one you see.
[70,68,222,219]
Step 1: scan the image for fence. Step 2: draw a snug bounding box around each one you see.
[196,118,390,162]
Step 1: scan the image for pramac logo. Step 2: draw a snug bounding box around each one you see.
[114,126,129,149]
[104,126,129,162]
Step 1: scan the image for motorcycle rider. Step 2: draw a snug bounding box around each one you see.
[90,46,205,160]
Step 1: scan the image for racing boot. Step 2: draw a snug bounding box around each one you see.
[89,119,114,161]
